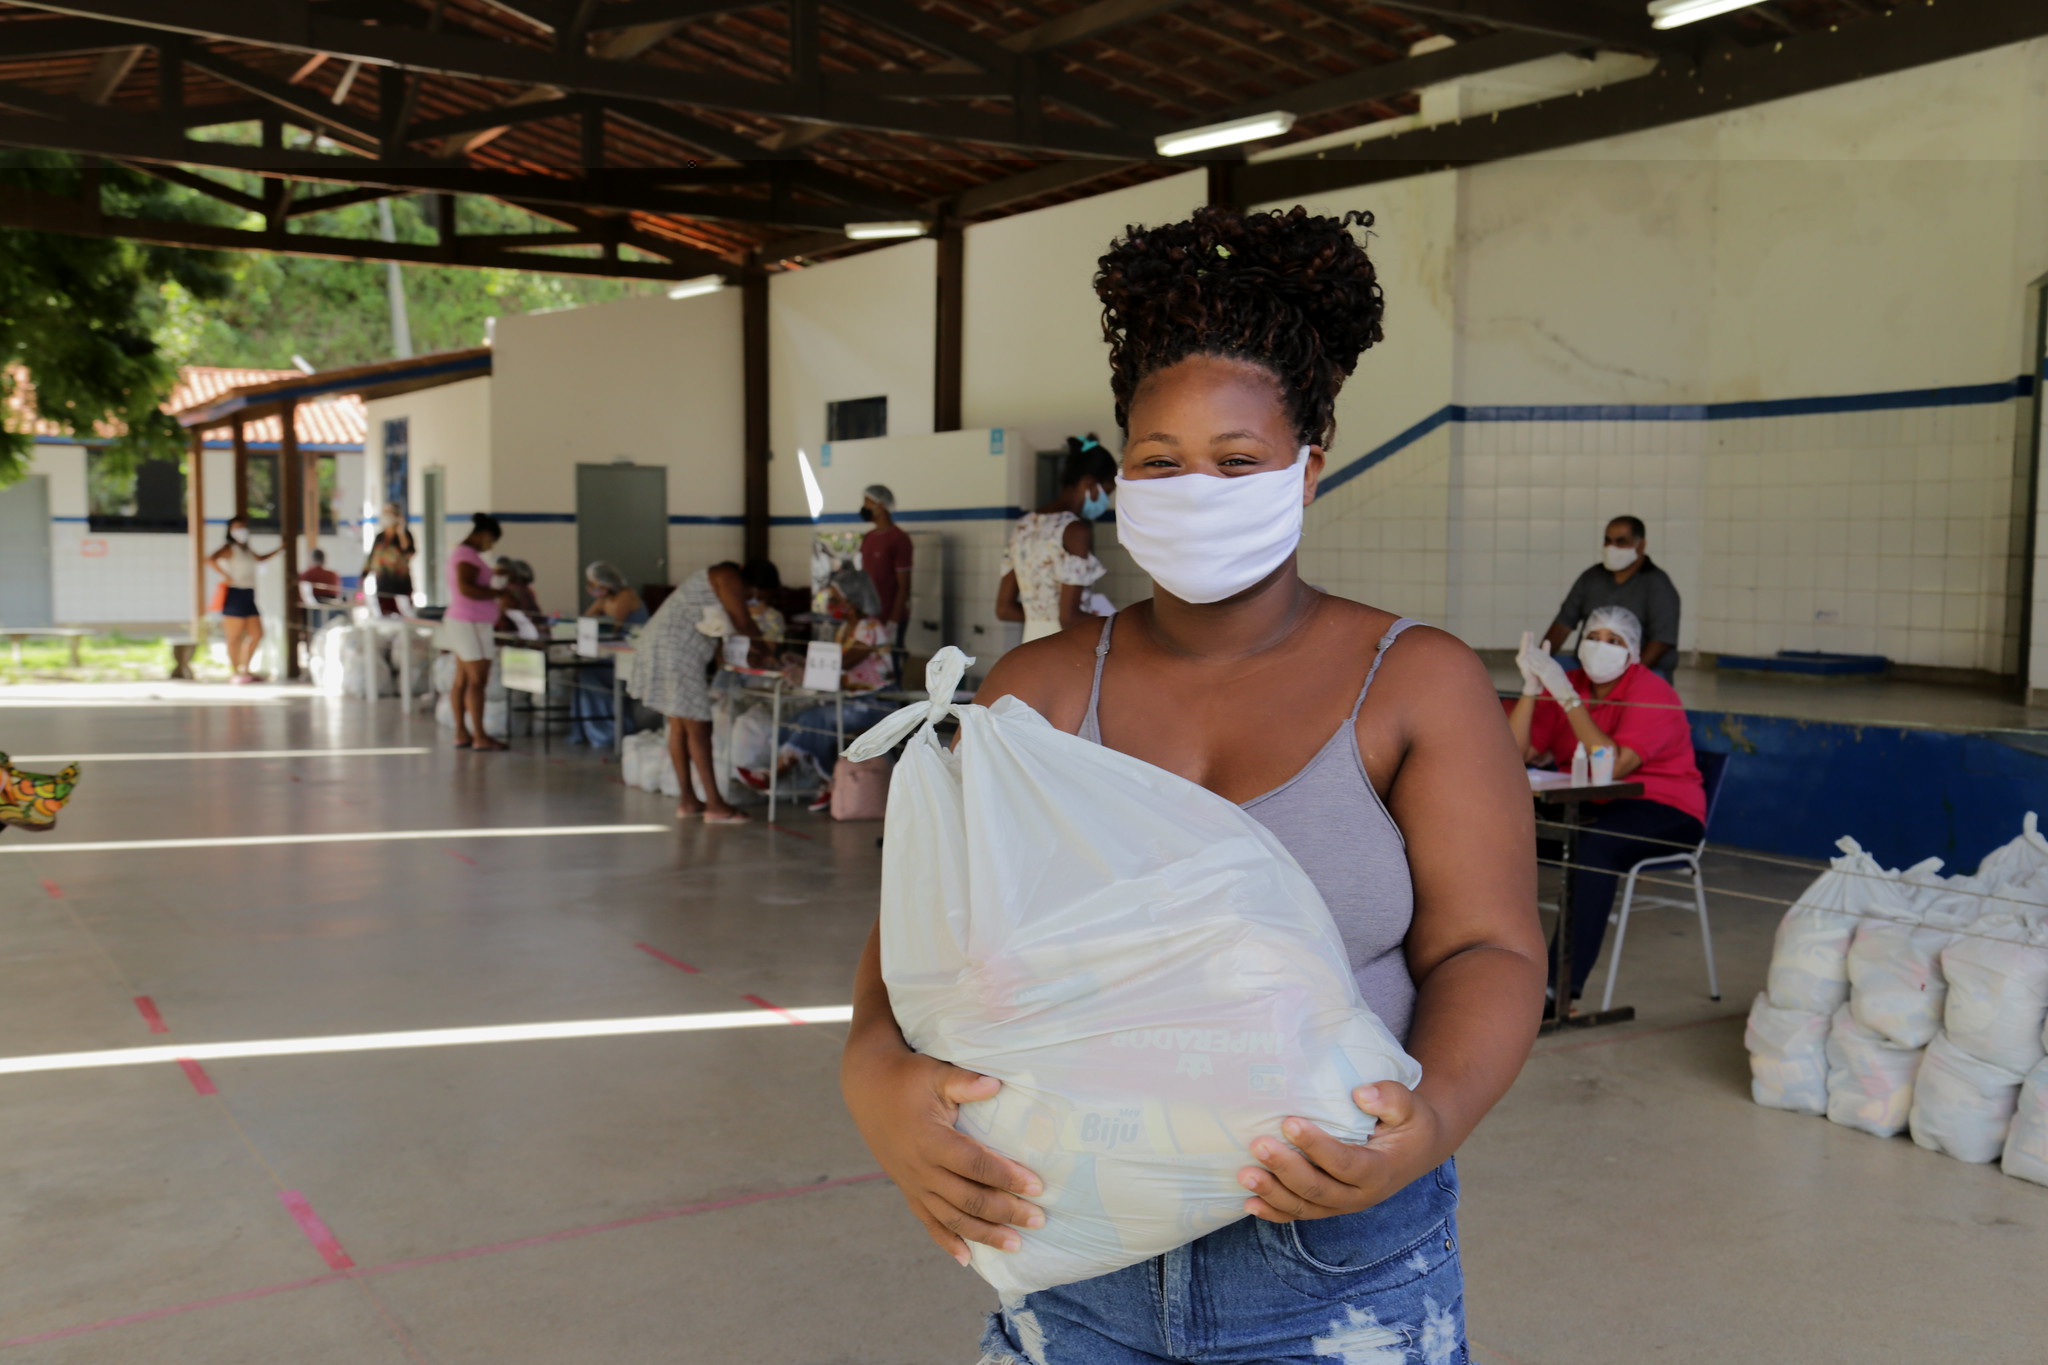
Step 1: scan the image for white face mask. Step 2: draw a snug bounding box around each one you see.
[380,512,400,530]
[490,573,509,591]
[1580,639,1632,684]
[229,526,249,544]
[1602,544,1639,573]
[1112,449,1310,605]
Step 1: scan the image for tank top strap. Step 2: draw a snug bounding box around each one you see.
[1078,613,1117,744]
[1349,617,1421,721]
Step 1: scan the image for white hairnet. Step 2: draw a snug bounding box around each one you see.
[1585,605,1642,662]
[862,484,896,511]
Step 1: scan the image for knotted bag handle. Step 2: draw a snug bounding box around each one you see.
[843,645,976,761]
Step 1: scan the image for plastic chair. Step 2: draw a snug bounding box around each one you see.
[1599,749,1730,1011]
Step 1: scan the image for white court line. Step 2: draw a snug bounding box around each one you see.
[0,1005,856,1075]
[0,824,670,854]
[9,747,432,763]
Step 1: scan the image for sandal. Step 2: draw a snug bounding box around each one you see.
[703,809,753,824]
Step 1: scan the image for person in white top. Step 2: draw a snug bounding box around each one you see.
[996,436,1116,644]
[207,514,282,684]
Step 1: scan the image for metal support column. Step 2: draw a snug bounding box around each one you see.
[742,267,770,565]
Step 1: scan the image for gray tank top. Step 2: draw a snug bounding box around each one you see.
[1078,614,1421,1042]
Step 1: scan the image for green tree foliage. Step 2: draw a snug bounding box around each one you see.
[0,152,236,486]
[155,193,667,372]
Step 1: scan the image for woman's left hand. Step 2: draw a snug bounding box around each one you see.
[1237,1082,1448,1222]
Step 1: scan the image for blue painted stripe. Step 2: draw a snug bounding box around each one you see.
[1320,407,1456,495]
[1319,374,2033,494]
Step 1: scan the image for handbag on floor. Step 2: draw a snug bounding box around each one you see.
[829,754,891,821]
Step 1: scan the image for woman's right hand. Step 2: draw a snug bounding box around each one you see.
[842,1042,1045,1265]
[1514,631,1544,697]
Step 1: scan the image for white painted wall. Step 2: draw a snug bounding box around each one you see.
[27,440,360,626]
[770,239,936,494]
[960,171,1205,458]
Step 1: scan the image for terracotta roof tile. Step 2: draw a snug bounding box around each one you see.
[7,365,366,448]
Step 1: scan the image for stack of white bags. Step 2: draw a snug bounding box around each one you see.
[1745,815,2048,1184]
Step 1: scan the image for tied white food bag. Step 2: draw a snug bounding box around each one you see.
[847,648,1420,1297]
[1765,837,1910,1015]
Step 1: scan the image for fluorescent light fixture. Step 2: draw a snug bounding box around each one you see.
[1155,110,1296,158]
[796,448,825,521]
[665,274,727,300]
[0,1004,856,1076]
[6,747,432,764]
[843,220,928,240]
[1646,0,1763,28]
[0,824,669,855]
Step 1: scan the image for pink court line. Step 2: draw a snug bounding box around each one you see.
[767,823,816,841]
[634,942,699,974]
[133,997,169,1034]
[742,993,806,1025]
[176,1059,217,1096]
[1,1172,886,1349]
[40,879,62,899]
[445,850,478,866]
[279,1191,355,1270]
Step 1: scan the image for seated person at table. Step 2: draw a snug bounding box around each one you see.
[298,550,343,604]
[495,558,543,630]
[567,562,648,747]
[1507,605,1704,1014]
[582,562,646,629]
[1544,515,1681,680]
[742,569,895,811]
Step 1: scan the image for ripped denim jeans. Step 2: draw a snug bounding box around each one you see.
[978,1159,1465,1365]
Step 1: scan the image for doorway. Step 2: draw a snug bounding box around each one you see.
[577,462,669,596]
[421,467,446,607]
[0,475,54,626]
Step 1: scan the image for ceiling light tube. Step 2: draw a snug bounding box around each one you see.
[665,274,727,300]
[843,220,929,240]
[1646,0,1764,29]
[1155,110,1296,158]
[797,449,825,521]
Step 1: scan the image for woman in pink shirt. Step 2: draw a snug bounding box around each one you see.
[1508,605,1705,1012]
[439,513,506,751]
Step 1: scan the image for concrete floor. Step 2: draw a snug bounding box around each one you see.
[3,684,2044,1364]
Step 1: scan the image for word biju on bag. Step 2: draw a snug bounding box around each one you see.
[845,648,1421,1297]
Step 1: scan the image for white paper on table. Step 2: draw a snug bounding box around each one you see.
[1528,768,1578,791]
[576,617,600,658]
[802,641,843,692]
[505,610,540,641]
[722,634,751,669]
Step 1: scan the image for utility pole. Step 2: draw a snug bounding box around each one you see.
[377,199,414,359]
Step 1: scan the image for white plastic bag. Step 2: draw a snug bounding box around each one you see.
[848,647,1421,1297]
[1823,1005,1921,1138]
[2001,1058,2048,1187]
[1766,838,1910,1015]
[1939,910,2048,1075]
[1844,859,1957,1050]
[1975,811,2048,886]
[1907,1031,2024,1164]
[1744,993,1830,1115]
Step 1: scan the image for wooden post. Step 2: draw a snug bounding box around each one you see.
[187,427,207,644]
[742,267,769,565]
[279,398,303,679]
[1206,160,1239,211]
[231,414,248,516]
[933,221,964,433]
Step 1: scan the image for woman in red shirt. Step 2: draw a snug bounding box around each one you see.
[1509,605,1705,1013]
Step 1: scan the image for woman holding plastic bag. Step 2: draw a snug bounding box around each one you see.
[840,206,1545,1363]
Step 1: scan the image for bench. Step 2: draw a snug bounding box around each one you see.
[2,627,95,667]
[164,635,200,680]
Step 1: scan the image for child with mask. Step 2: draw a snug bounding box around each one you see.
[995,434,1116,643]
[842,206,1545,1365]
[1509,604,1706,1012]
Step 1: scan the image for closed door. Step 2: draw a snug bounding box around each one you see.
[0,476,54,626]
[421,467,445,606]
[577,463,668,597]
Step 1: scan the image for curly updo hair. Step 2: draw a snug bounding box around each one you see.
[1094,205,1384,449]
